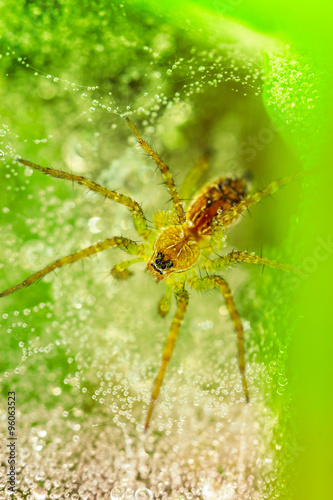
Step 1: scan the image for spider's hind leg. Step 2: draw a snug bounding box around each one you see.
[222,172,305,226]
[211,211,226,252]
[188,274,249,403]
[179,152,210,207]
[210,251,296,273]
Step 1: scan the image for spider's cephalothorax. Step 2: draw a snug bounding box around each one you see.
[1,117,299,431]
[147,225,201,281]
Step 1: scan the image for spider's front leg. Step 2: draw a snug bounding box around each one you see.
[0,237,144,297]
[18,159,152,241]
[145,286,189,431]
[125,118,186,224]
[188,274,249,403]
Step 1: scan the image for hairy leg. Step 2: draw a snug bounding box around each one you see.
[179,152,210,206]
[210,250,295,273]
[0,237,143,298]
[125,118,186,224]
[157,282,173,317]
[221,172,305,226]
[210,211,226,252]
[145,287,189,431]
[188,274,249,402]
[18,159,151,240]
[111,256,145,280]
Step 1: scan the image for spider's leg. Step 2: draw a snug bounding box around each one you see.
[211,211,226,252]
[188,274,249,403]
[157,282,173,317]
[18,159,151,240]
[145,287,189,431]
[210,251,296,273]
[125,118,186,223]
[179,152,210,207]
[0,237,143,298]
[221,172,305,226]
[111,256,145,280]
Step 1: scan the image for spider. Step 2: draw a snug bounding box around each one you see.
[0,117,299,431]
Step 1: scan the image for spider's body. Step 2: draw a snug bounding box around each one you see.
[148,177,247,281]
[0,118,299,431]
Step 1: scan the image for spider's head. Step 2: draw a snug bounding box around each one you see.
[147,225,201,282]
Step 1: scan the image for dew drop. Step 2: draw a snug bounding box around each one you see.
[135,488,153,499]
[110,487,124,499]
[32,486,47,499]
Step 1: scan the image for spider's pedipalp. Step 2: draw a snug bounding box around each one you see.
[145,286,189,431]
[0,237,143,298]
[157,282,173,317]
[111,256,145,280]
[188,274,249,403]
[125,118,186,224]
[17,159,151,240]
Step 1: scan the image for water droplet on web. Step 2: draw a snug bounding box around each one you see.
[135,488,153,499]
[32,486,47,499]
[110,487,124,499]
[0,129,6,136]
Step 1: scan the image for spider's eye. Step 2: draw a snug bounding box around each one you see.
[152,253,173,273]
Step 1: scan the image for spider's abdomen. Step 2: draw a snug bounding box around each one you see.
[186,177,247,236]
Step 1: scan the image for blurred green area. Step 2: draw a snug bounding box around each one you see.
[0,1,332,498]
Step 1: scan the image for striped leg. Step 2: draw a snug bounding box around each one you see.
[189,275,249,403]
[18,159,151,240]
[221,172,305,226]
[211,211,226,252]
[145,288,189,431]
[0,237,143,297]
[125,118,186,223]
[210,251,296,273]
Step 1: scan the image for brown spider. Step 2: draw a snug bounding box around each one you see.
[0,118,299,430]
